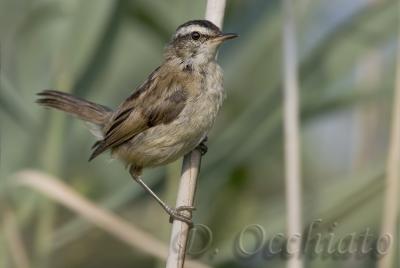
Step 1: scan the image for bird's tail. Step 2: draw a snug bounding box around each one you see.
[36,90,112,126]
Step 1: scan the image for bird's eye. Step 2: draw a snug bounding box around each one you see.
[191,31,201,40]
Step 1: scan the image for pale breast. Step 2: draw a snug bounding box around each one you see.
[114,62,225,167]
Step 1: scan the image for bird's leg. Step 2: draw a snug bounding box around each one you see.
[196,136,208,155]
[129,166,195,227]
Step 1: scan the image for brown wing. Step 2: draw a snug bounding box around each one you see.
[89,67,188,160]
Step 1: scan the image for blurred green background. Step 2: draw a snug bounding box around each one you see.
[0,0,399,267]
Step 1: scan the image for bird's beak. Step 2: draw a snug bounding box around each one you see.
[212,33,239,43]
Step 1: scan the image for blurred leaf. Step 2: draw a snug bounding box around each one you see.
[0,74,35,127]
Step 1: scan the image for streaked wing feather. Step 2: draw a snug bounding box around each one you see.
[89,67,188,161]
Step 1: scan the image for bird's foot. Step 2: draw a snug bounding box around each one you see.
[196,138,208,156]
[168,206,196,227]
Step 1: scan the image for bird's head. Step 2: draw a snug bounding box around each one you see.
[165,20,238,67]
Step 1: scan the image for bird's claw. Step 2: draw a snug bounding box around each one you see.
[196,141,208,156]
[168,206,196,227]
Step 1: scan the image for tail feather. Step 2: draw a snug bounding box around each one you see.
[36,90,112,125]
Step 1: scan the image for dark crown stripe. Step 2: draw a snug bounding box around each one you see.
[176,20,221,33]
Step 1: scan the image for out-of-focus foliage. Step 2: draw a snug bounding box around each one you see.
[0,0,398,268]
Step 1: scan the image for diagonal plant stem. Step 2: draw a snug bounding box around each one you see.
[165,1,226,267]
[12,170,209,268]
[282,1,303,268]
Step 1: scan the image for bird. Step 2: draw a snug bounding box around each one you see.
[36,19,238,226]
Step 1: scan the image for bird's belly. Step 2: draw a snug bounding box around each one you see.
[114,63,225,168]
[117,127,205,167]
[114,96,220,167]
